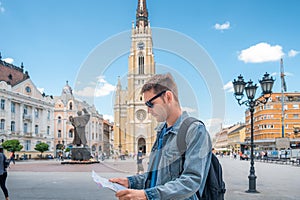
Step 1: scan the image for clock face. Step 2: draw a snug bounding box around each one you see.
[137,42,144,50]
[136,109,146,121]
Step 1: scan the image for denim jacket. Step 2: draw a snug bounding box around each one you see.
[128,112,212,200]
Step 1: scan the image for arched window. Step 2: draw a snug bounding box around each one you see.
[11,121,15,132]
[69,102,73,110]
[138,55,144,74]
[68,129,73,138]
[58,116,62,123]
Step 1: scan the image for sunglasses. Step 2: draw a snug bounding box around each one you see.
[145,90,167,108]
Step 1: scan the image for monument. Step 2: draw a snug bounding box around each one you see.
[69,108,91,161]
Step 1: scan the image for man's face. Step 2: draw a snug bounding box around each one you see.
[143,90,168,122]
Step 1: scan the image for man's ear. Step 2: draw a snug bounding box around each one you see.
[166,91,173,103]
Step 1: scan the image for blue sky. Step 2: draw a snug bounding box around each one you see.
[1,0,299,134]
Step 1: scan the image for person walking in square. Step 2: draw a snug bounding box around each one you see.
[0,146,10,200]
[9,152,15,165]
[110,73,212,199]
[137,147,144,174]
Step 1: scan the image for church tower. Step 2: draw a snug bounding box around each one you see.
[114,0,156,155]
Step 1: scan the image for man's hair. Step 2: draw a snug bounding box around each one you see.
[141,73,179,102]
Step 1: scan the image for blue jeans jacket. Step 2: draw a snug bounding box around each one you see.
[128,112,212,200]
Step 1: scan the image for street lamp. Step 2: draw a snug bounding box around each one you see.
[233,72,275,193]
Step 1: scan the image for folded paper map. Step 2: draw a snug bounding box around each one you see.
[92,170,127,192]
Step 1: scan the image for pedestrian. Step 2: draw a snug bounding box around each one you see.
[9,152,15,165]
[109,73,212,200]
[0,146,10,200]
[136,147,144,174]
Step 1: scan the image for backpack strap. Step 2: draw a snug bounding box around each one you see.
[177,117,204,154]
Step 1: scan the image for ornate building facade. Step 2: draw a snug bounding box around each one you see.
[53,82,113,157]
[0,56,54,157]
[114,0,157,155]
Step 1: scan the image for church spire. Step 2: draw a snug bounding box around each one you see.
[136,0,148,28]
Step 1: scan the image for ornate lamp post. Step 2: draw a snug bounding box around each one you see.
[233,72,275,193]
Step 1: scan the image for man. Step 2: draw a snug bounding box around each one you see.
[110,73,212,200]
[69,108,90,147]
[137,147,144,174]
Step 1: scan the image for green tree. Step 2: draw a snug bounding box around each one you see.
[2,139,23,152]
[34,142,49,158]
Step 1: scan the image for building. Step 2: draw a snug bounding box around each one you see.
[103,120,113,156]
[114,0,157,155]
[227,123,245,153]
[214,123,245,152]
[53,81,108,157]
[0,55,54,158]
[245,92,300,150]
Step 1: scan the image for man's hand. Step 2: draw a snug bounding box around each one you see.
[115,189,147,200]
[109,178,129,188]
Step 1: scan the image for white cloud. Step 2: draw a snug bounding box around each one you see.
[0,2,5,13]
[288,49,299,57]
[3,58,14,64]
[182,107,197,113]
[214,21,230,31]
[223,81,234,93]
[74,77,116,97]
[37,88,45,94]
[238,42,284,63]
[103,114,114,122]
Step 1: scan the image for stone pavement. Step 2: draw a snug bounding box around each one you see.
[5,157,300,200]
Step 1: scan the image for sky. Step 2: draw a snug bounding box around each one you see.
[0,0,299,135]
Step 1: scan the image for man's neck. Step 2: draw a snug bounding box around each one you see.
[166,107,182,127]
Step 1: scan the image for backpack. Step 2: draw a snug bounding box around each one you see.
[177,117,226,200]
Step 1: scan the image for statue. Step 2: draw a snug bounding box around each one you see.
[69,108,90,147]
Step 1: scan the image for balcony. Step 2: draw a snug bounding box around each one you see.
[24,132,32,137]
[23,114,32,122]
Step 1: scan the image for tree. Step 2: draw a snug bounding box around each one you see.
[2,139,23,152]
[34,142,49,158]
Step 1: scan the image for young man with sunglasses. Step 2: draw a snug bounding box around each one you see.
[110,73,212,200]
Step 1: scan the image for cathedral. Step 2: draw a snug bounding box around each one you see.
[113,0,157,155]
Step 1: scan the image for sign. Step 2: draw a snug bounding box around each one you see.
[275,137,290,149]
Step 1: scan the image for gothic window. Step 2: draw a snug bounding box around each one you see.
[69,102,73,110]
[138,55,144,74]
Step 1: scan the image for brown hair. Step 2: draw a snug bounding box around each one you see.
[141,73,179,102]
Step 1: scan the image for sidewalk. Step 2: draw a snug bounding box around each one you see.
[7,157,300,199]
[102,156,300,200]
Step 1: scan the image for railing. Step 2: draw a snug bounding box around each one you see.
[23,114,32,121]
